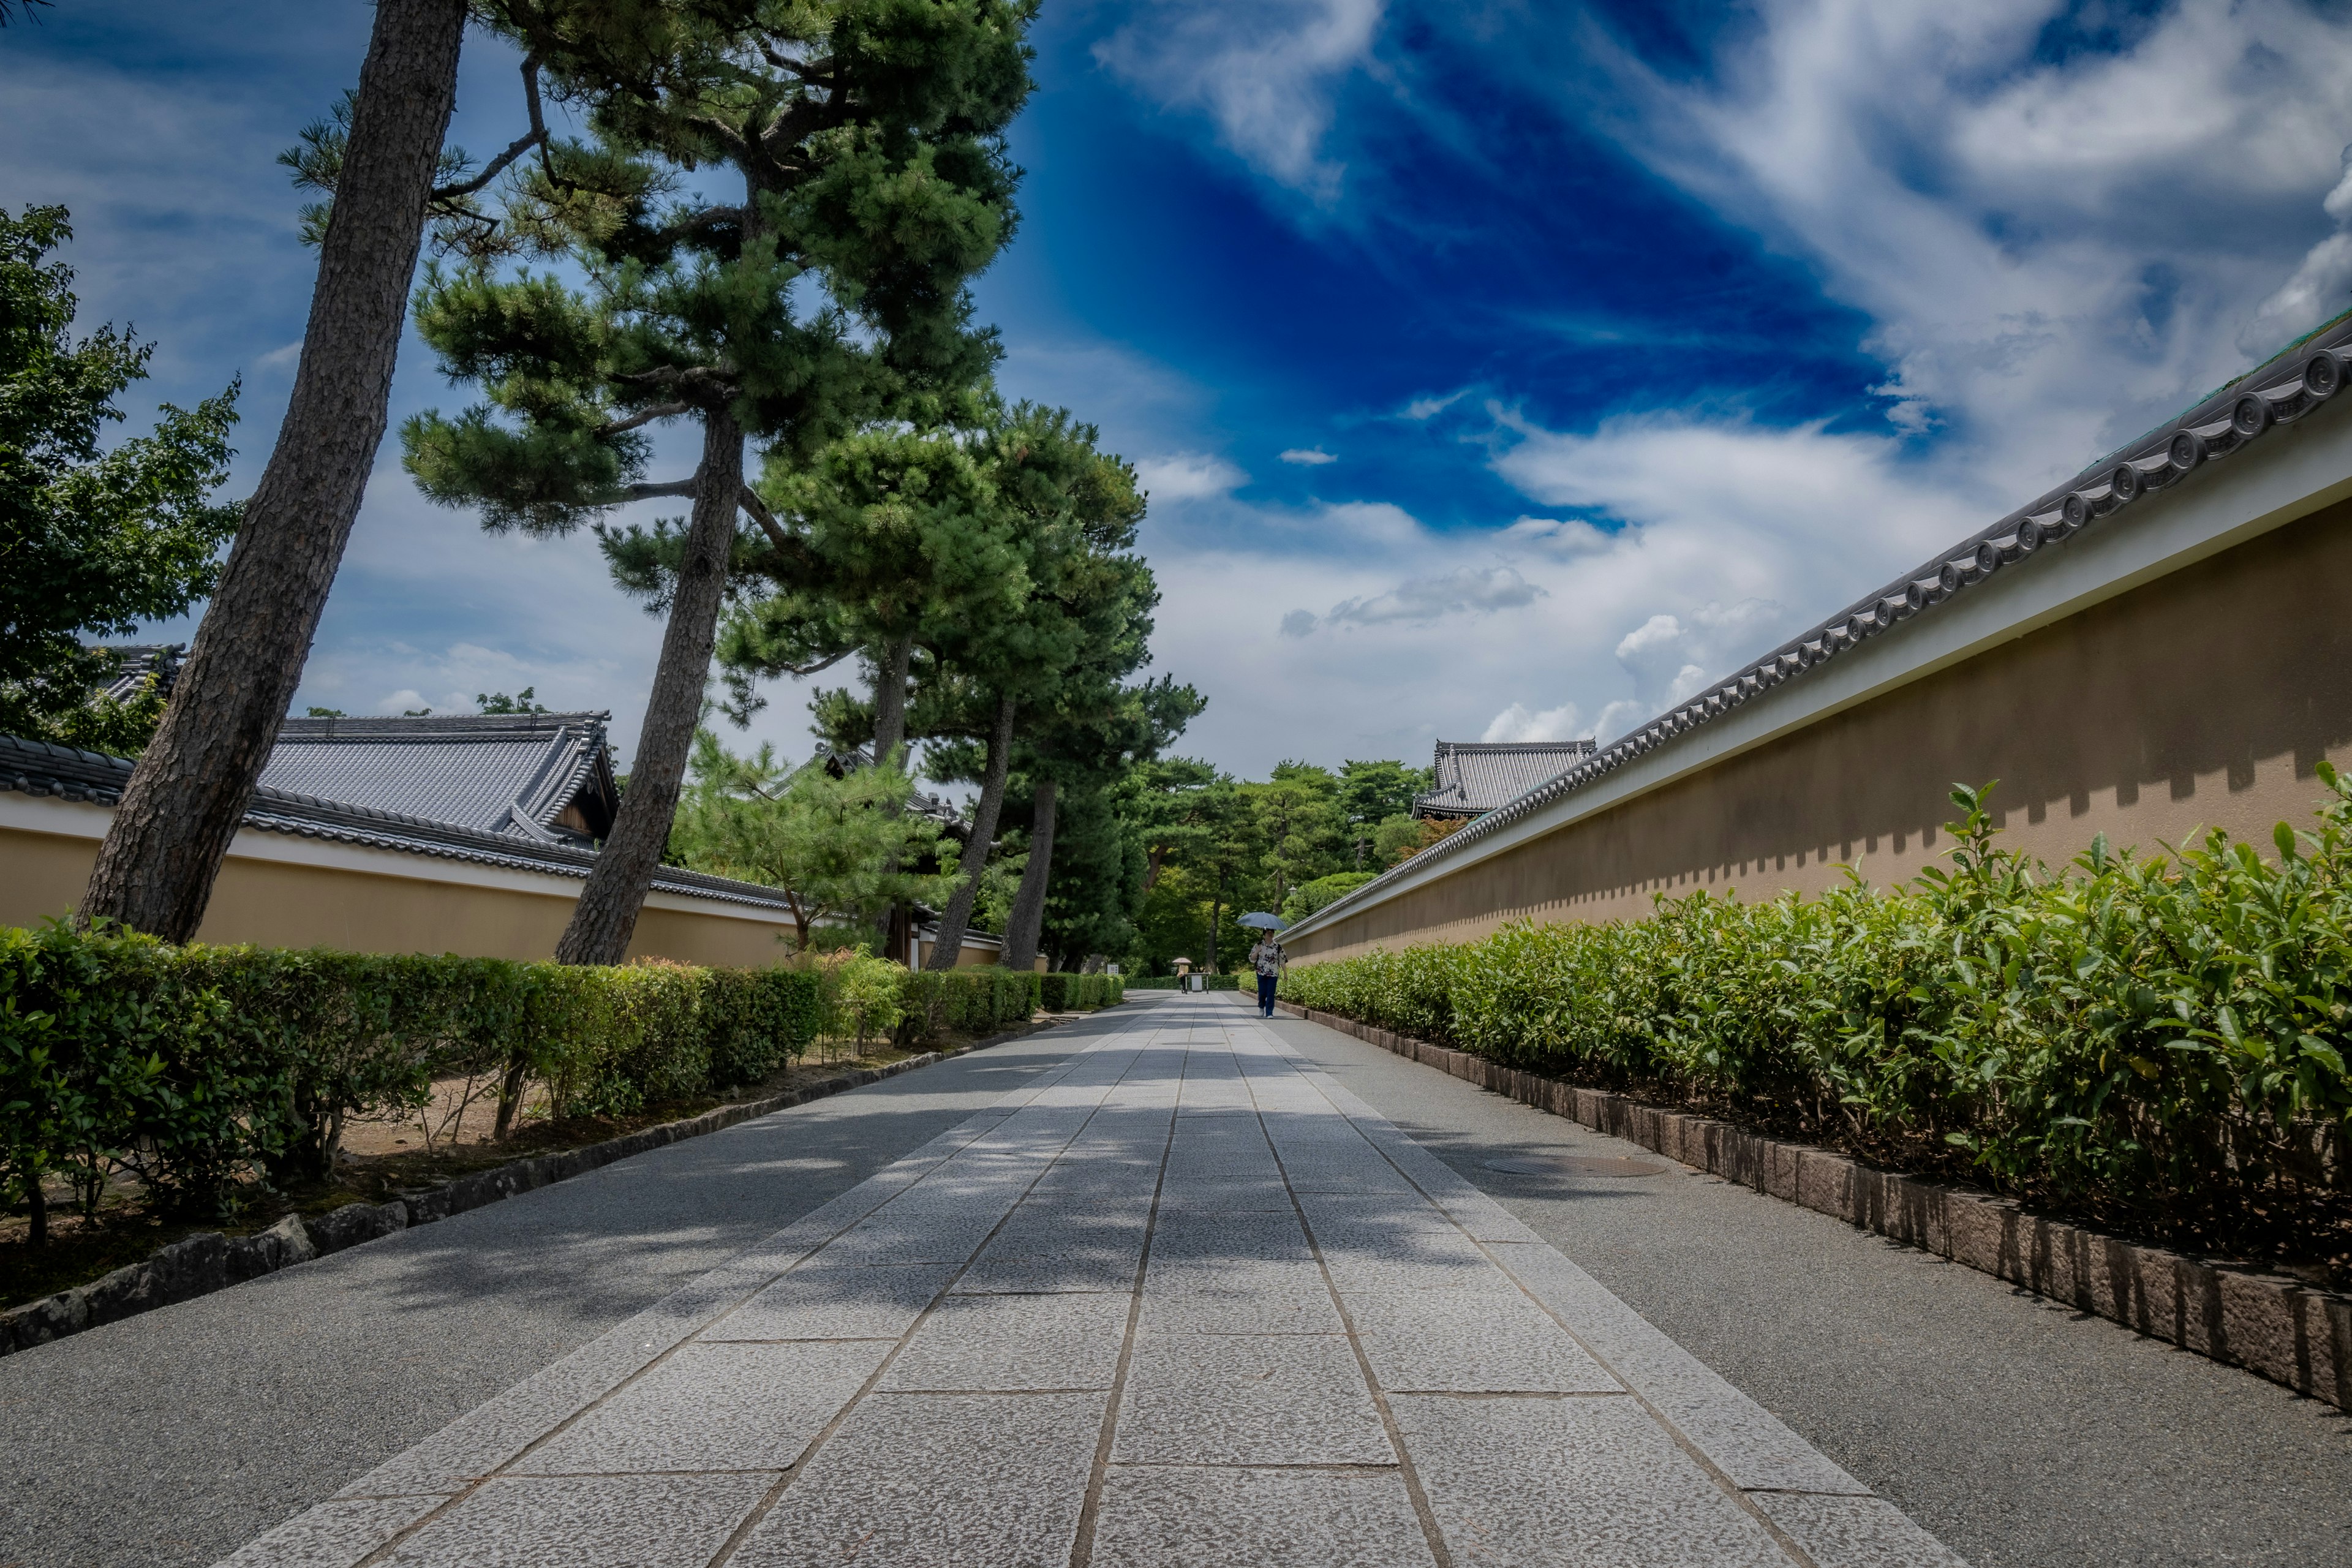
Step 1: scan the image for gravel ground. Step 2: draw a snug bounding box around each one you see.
[0,1021,1098,1568]
[1266,1004,2352,1568]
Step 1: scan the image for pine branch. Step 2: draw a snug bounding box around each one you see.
[737,483,795,555]
[432,55,548,202]
[600,401,690,437]
[619,477,697,501]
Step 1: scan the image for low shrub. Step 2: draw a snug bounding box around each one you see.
[897,966,1038,1044]
[0,929,823,1234]
[1039,972,1124,1011]
[1284,778,2352,1264]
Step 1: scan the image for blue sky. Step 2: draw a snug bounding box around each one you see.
[10,1,2352,775]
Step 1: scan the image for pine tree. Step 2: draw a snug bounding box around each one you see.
[916,405,1150,968]
[403,1,1033,965]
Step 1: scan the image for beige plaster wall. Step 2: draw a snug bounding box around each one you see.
[1291,496,2352,962]
[0,826,798,967]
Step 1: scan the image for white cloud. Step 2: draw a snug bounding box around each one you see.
[1297,564,1545,632]
[1134,451,1249,502]
[1498,514,1612,557]
[1482,700,1586,743]
[1094,0,1384,200]
[1280,447,1338,465]
[1599,0,2352,486]
[1401,388,1469,420]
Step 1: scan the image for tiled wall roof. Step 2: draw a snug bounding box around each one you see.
[0,733,796,914]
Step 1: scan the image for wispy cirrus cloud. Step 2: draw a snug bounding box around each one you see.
[1093,0,1384,200]
[1284,563,1544,636]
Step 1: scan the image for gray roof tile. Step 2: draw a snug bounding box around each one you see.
[0,732,795,915]
[1415,741,1596,817]
[260,714,616,843]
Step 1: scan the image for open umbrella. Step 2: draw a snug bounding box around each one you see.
[1235,911,1286,930]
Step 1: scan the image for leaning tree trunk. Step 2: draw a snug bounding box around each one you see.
[1000,777,1057,972]
[556,408,744,965]
[78,0,467,940]
[924,692,1016,971]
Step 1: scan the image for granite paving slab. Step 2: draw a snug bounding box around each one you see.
[1090,1467,1436,1568]
[206,998,1961,1568]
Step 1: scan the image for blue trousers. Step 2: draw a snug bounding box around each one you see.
[1257,973,1277,1014]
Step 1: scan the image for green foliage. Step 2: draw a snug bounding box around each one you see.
[1285,779,2352,1250]
[0,205,241,746]
[1283,872,1376,923]
[896,965,1038,1042]
[670,731,959,949]
[1240,763,1346,913]
[1037,971,1123,1011]
[815,949,908,1047]
[1337,760,1431,864]
[476,686,549,714]
[0,926,823,1229]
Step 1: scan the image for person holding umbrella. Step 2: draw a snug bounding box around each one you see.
[1238,912,1286,1017]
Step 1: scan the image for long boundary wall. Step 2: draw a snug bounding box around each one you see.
[1284,377,2352,962]
[0,793,1007,968]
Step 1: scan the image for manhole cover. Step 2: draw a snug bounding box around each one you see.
[1481,1155,1665,1178]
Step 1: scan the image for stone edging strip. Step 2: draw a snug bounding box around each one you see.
[1277,999,2352,1411]
[0,1022,1050,1359]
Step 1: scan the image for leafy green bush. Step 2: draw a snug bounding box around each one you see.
[1284,778,2352,1255]
[0,928,824,1232]
[1039,972,1125,1011]
[897,966,1038,1042]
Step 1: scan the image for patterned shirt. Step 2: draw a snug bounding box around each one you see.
[1250,940,1286,977]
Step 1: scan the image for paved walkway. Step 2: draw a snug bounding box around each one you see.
[216,997,1960,1567]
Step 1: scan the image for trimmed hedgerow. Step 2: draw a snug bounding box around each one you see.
[0,930,823,1232]
[897,966,1039,1042]
[1039,973,1123,1012]
[1284,776,2352,1262]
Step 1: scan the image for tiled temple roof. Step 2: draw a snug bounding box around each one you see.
[260,712,618,845]
[1415,741,1598,818]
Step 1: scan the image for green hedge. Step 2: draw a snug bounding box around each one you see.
[1039,972,1125,1011]
[897,966,1039,1043]
[0,927,822,1227]
[1284,778,2352,1254]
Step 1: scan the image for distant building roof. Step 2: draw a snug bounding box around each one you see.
[1414,739,1597,819]
[814,742,967,837]
[91,644,185,704]
[259,712,619,845]
[0,732,793,913]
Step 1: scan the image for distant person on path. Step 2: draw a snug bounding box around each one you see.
[1249,933,1286,1017]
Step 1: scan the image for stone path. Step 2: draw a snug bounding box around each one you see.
[214,996,1965,1567]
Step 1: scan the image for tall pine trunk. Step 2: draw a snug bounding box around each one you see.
[1001,777,1055,971]
[924,692,1016,970]
[866,632,916,954]
[556,408,743,965]
[870,633,914,761]
[78,0,467,940]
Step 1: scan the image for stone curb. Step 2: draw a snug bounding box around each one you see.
[1276,1000,2352,1411]
[0,1020,1047,1360]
